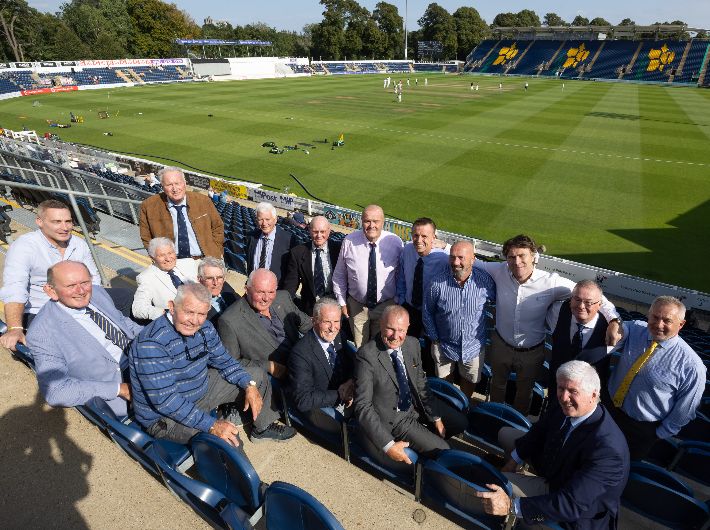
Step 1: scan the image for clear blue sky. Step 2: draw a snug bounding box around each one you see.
[29,0,710,32]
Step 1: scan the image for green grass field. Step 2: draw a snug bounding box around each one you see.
[1,74,709,292]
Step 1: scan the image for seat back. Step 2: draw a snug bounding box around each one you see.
[465,402,531,453]
[191,432,264,514]
[264,481,344,530]
[427,377,470,413]
[672,442,710,487]
[150,441,254,530]
[677,412,709,442]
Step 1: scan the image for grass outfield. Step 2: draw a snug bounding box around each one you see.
[1,74,708,292]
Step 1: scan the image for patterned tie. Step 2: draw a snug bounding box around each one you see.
[85,307,129,351]
[326,342,338,370]
[411,256,424,308]
[259,236,269,269]
[542,417,573,472]
[390,350,412,412]
[571,322,585,354]
[612,340,659,408]
[366,242,377,309]
[314,248,326,298]
[173,204,191,259]
[168,269,183,289]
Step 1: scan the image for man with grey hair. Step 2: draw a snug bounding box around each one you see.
[479,360,629,529]
[605,295,706,459]
[139,166,224,259]
[246,201,296,285]
[132,237,198,320]
[198,256,239,323]
[283,215,342,315]
[289,298,354,416]
[129,282,294,444]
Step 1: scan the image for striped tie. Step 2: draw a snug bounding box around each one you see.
[612,340,658,408]
[85,307,129,351]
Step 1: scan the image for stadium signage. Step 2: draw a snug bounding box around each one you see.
[251,188,295,210]
[77,58,187,67]
[209,179,248,200]
[185,174,210,190]
[40,61,57,67]
[176,39,272,46]
[60,61,77,67]
[0,63,9,69]
[20,86,78,96]
[14,62,32,68]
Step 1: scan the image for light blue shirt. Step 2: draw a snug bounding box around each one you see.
[252,229,276,271]
[0,229,100,314]
[608,321,706,439]
[395,243,449,308]
[422,267,496,363]
[169,198,202,256]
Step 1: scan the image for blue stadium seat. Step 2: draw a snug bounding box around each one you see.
[149,440,254,530]
[287,406,350,461]
[427,377,470,413]
[622,461,709,529]
[191,433,266,517]
[85,397,190,479]
[421,449,512,529]
[464,402,531,454]
[671,441,710,487]
[264,481,344,530]
[677,412,709,442]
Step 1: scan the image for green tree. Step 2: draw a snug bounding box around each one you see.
[589,17,611,26]
[60,0,131,58]
[619,18,636,26]
[516,9,540,27]
[0,0,35,61]
[360,18,386,59]
[453,6,487,60]
[492,12,518,27]
[571,15,590,26]
[418,3,457,59]
[543,13,567,26]
[127,0,200,58]
[492,10,540,28]
[373,2,403,59]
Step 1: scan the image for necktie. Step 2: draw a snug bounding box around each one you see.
[258,236,269,269]
[390,350,412,412]
[366,242,377,309]
[571,322,585,354]
[612,340,659,408]
[85,307,129,351]
[168,269,183,289]
[314,248,326,298]
[411,256,424,308]
[214,296,226,314]
[542,417,573,472]
[326,342,338,370]
[173,204,190,259]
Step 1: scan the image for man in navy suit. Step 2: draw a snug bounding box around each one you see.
[27,261,143,416]
[282,215,341,316]
[477,360,629,529]
[288,298,354,416]
[197,256,239,324]
[246,202,296,285]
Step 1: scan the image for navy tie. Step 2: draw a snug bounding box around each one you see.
[173,204,191,259]
[411,257,424,308]
[314,248,326,298]
[542,417,573,472]
[85,307,129,351]
[326,342,338,370]
[259,236,269,269]
[168,269,183,289]
[390,350,412,412]
[366,242,377,309]
[571,323,585,354]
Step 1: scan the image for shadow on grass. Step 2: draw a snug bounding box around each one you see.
[557,200,710,293]
[0,393,92,529]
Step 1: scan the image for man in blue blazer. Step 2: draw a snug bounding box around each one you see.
[477,360,629,529]
[27,261,142,416]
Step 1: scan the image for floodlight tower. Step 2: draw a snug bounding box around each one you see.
[403,0,408,60]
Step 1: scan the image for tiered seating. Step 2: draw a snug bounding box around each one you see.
[477,40,517,74]
[413,63,442,73]
[674,40,710,83]
[551,41,604,78]
[130,65,185,83]
[583,40,638,80]
[288,64,312,74]
[512,40,564,76]
[326,63,347,74]
[464,39,499,72]
[72,67,124,85]
[381,62,410,73]
[626,40,688,82]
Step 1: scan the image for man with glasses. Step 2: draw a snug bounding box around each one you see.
[198,256,239,324]
[27,261,141,416]
[130,283,292,445]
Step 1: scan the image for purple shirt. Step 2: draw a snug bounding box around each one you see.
[332,229,403,306]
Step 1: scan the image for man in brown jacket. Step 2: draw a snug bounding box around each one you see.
[139,167,224,259]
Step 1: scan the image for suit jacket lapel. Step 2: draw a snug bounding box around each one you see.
[376,337,399,389]
[549,405,603,475]
[153,265,176,294]
[240,298,280,350]
[50,302,118,365]
[303,242,316,294]
[309,330,333,378]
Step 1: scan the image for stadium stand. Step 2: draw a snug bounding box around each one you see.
[509,40,563,76]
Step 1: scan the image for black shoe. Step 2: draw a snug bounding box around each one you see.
[250,422,296,443]
[220,404,243,426]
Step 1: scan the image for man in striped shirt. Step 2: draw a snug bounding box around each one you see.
[423,241,496,397]
[129,283,295,445]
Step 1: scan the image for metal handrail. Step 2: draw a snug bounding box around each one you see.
[0,179,145,287]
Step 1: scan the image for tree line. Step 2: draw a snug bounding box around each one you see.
[0,0,696,63]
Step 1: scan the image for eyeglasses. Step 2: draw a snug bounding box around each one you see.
[571,296,600,308]
[201,275,225,283]
[182,329,209,362]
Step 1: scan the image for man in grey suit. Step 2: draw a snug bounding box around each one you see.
[27,261,142,416]
[354,305,449,464]
[218,268,312,381]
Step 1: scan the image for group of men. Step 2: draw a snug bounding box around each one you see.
[1,166,706,529]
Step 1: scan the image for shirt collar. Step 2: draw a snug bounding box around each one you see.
[261,229,276,241]
[38,229,73,250]
[507,265,544,285]
[168,197,187,208]
[646,331,678,348]
[569,404,597,428]
[57,300,91,315]
[573,313,599,329]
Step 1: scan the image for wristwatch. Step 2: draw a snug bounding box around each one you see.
[247,380,257,387]
[611,317,623,325]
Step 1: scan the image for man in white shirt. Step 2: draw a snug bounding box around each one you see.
[475,234,621,414]
[0,200,100,351]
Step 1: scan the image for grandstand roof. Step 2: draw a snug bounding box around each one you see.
[492,24,707,40]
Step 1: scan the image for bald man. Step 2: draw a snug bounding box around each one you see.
[282,215,342,316]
